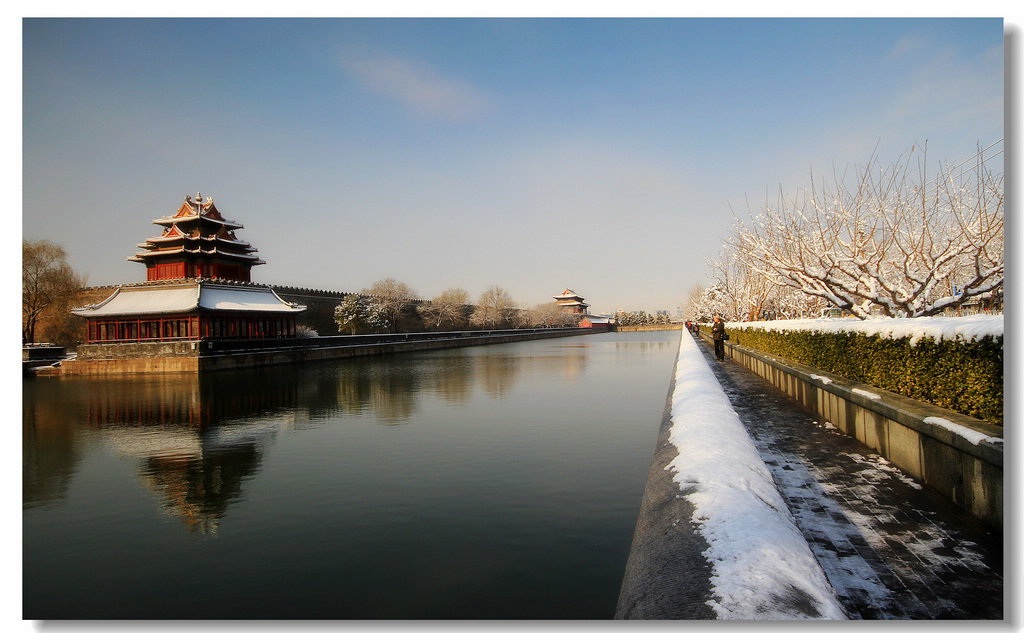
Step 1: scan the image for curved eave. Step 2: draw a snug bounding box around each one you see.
[128,246,264,262]
[139,234,256,248]
[153,215,244,230]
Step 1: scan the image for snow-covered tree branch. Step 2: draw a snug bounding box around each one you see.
[727,145,1002,319]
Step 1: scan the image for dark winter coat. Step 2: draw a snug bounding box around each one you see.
[711,320,726,341]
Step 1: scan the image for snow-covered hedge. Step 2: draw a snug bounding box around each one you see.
[720,315,1003,423]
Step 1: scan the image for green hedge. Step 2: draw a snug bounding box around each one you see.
[718,327,1003,424]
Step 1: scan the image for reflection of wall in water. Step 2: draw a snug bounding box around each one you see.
[330,352,536,422]
[612,340,675,365]
[82,372,301,429]
[23,383,84,509]
[328,349,589,422]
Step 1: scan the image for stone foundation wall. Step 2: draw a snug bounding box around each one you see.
[55,328,593,376]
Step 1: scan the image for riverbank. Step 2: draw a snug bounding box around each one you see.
[618,329,1003,619]
[40,327,595,376]
[616,324,683,332]
[617,331,845,620]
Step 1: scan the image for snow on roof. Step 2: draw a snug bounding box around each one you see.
[72,282,304,316]
[730,314,1003,346]
[198,285,304,312]
[553,288,585,299]
[73,284,200,316]
[666,332,846,619]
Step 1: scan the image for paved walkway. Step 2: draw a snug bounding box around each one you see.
[694,334,1004,619]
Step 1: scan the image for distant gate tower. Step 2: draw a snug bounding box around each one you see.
[553,288,590,315]
[72,193,305,345]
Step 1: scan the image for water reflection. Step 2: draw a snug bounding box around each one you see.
[23,385,82,510]
[22,345,589,531]
[110,424,268,534]
[24,332,682,619]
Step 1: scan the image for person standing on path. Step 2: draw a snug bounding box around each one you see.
[711,315,726,360]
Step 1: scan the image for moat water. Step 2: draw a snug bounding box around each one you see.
[23,330,681,619]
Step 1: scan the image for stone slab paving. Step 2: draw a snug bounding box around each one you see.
[694,335,1003,619]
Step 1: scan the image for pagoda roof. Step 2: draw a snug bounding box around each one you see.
[128,245,266,264]
[140,233,253,248]
[553,288,586,301]
[127,194,267,277]
[151,194,243,229]
[72,281,305,317]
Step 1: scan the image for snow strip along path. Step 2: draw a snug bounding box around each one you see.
[664,331,846,619]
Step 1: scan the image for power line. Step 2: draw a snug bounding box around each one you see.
[921,138,1003,192]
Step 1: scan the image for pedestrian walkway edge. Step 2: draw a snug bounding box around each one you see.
[615,333,846,620]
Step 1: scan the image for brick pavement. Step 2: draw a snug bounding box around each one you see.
[693,335,1004,619]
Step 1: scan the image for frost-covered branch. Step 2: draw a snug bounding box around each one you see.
[726,145,1002,318]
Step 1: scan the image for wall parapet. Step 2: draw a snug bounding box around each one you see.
[54,328,594,376]
[701,332,1003,529]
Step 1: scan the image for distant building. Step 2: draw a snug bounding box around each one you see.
[553,288,590,315]
[72,193,305,344]
[579,315,614,331]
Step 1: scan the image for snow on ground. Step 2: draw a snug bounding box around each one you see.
[728,314,1002,346]
[665,333,847,620]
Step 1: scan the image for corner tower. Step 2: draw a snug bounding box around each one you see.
[72,193,304,347]
[128,193,265,282]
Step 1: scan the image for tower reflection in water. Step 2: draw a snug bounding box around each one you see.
[23,347,589,533]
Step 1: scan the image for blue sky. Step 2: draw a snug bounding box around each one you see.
[21,17,1006,315]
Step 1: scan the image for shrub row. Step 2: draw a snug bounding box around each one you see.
[720,327,1003,424]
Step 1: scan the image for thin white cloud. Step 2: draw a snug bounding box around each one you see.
[340,52,490,121]
[886,34,925,61]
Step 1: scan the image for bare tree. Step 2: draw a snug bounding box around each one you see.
[417,288,471,331]
[470,286,516,330]
[704,248,827,320]
[727,145,1003,318]
[23,239,86,344]
[527,301,578,328]
[363,278,419,333]
[706,247,779,321]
